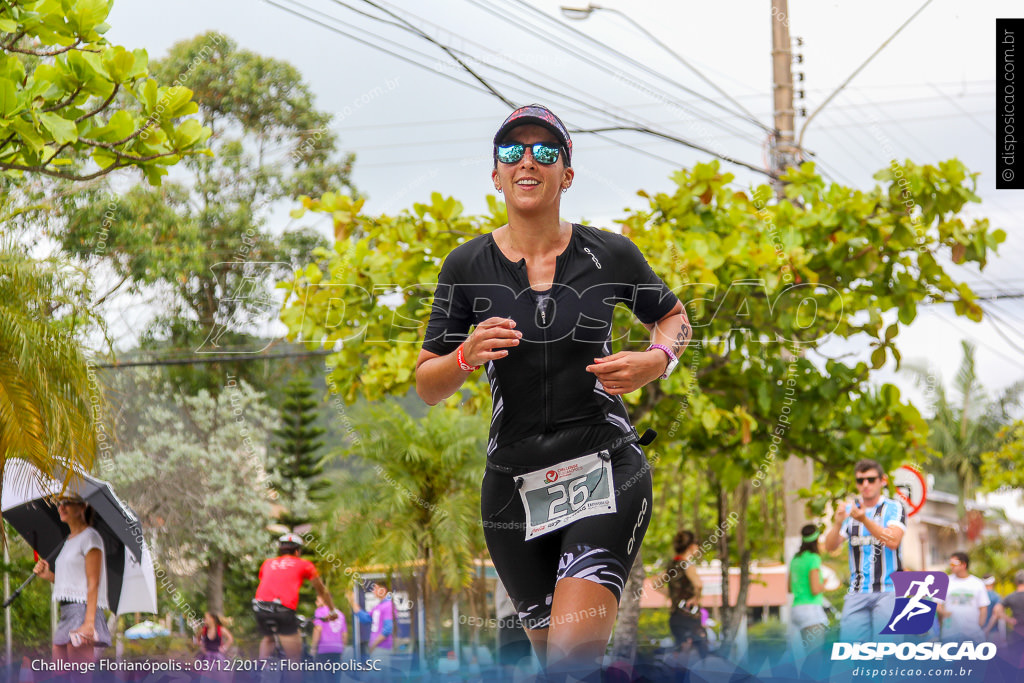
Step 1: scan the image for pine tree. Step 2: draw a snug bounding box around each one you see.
[271,374,329,529]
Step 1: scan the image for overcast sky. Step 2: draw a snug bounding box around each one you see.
[100,0,1024,412]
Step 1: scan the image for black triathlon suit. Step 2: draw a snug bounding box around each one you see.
[423,224,679,629]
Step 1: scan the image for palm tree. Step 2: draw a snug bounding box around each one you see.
[0,253,102,488]
[316,401,487,656]
[906,341,1024,523]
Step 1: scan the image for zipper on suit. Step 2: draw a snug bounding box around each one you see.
[539,295,551,429]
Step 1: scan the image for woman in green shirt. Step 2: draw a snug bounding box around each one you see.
[789,524,827,649]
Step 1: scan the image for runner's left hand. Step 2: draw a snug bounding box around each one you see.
[76,623,96,644]
[586,350,665,395]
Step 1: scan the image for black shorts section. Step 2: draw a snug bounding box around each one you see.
[252,601,299,636]
[481,441,652,630]
[556,544,628,599]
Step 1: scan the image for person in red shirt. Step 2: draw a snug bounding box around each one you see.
[253,533,337,661]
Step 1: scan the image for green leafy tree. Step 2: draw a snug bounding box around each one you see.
[51,32,352,393]
[278,159,1003,655]
[1,0,209,184]
[2,0,208,495]
[314,401,487,657]
[906,341,1024,523]
[981,421,1024,492]
[106,374,277,616]
[270,373,328,529]
[0,253,102,485]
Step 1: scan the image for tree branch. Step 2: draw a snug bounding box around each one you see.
[48,140,175,163]
[0,29,29,51]
[107,119,157,148]
[0,160,132,181]
[4,38,82,56]
[39,141,72,167]
[93,272,131,308]
[42,85,85,113]
[75,84,120,123]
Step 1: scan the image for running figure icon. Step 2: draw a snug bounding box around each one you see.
[882,571,949,635]
[888,575,939,630]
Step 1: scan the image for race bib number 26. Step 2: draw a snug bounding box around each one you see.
[517,450,616,540]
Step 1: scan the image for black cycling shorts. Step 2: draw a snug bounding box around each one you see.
[252,601,300,636]
[481,428,653,630]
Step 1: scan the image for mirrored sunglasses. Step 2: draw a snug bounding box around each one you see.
[496,142,561,165]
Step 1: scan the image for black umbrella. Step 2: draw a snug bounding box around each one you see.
[1,460,153,614]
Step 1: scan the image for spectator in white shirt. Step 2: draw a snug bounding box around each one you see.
[937,552,990,642]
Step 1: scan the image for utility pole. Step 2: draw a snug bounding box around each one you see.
[770,0,799,196]
[771,0,815,618]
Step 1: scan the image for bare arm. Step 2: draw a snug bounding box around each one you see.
[684,558,702,608]
[32,559,55,583]
[310,576,337,613]
[415,317,520,405]
[985,603,1006,634]
[846,500,904,550]
[80,547,102,641]
[858,517,904,550]
[585,302,690,395]
[651,302,692,359]
[220,626,233,652]
[311,624,322,653]
[809,567,824,595]
[824,504,848,553]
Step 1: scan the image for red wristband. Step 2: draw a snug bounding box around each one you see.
[457,344,480,372]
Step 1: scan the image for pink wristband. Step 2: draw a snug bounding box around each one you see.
[647,343,677,379]
[457,344,480,372]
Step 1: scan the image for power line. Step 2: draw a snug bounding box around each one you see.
[346,2,772,144]
[923,309,1024,373]
[96,348,336,369]
[264,0,768,176]
[354,0,515,107]
[327,89,994,135]
[508,0,774,135]
[927,83,993,138]
[261,0,498,99]
[380,0,770,132]
[809,155,858,189]
[574,126,773,177]
[983,309,1024,359]
[812,108,993,130]
[798,0,938,152]
[458,0,768,145]
[984,302,1024,345]
[559,3,768,131]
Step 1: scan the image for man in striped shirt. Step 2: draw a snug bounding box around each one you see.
[824,459,907,642]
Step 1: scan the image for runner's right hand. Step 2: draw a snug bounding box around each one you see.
[463,317,521,366]
[32,559,49,576]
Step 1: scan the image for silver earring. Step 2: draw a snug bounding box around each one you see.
[497,188,503,193]
[561,187,568,194]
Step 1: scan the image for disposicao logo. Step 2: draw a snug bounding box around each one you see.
[882,571,948,635]
[831,571,997,662]
[545,471,558,483]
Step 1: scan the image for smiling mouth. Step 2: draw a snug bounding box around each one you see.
[516,179,539,186]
